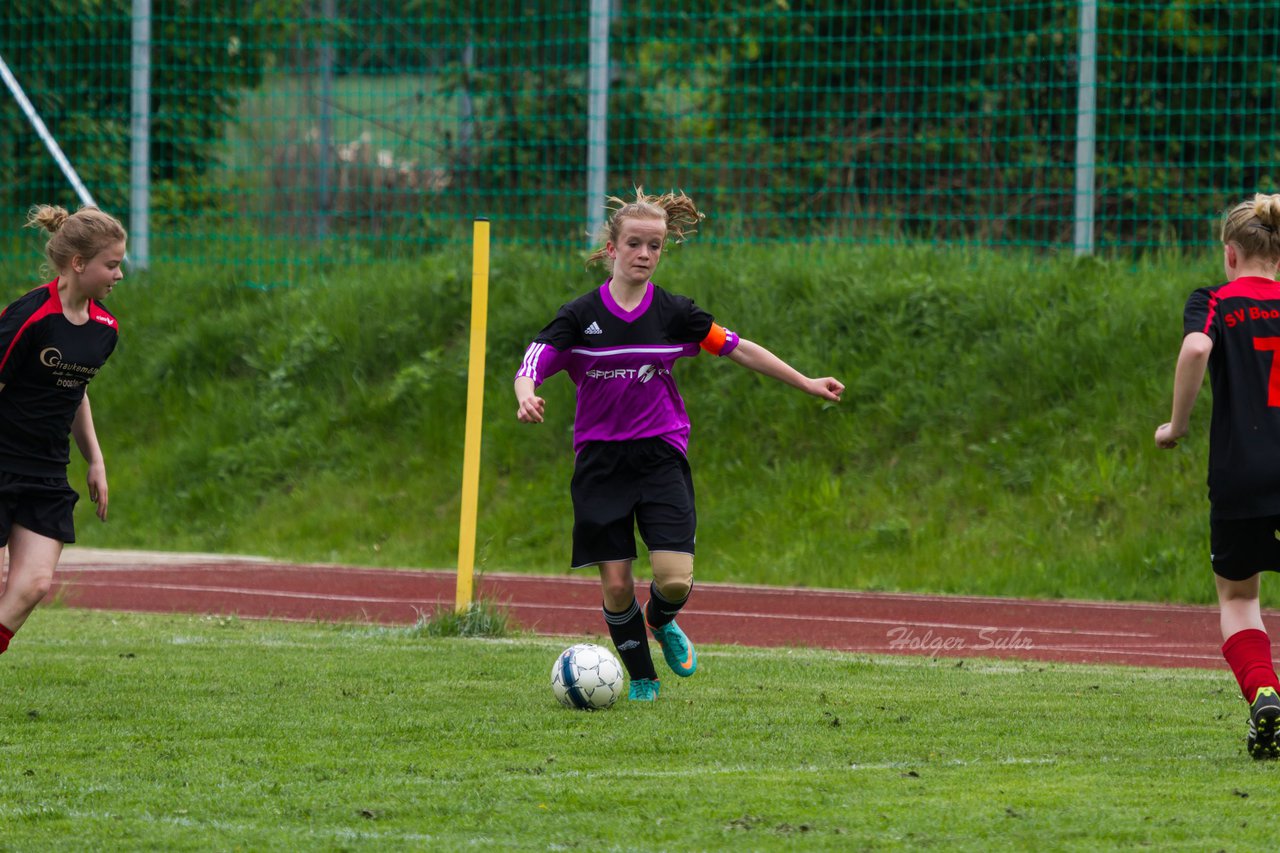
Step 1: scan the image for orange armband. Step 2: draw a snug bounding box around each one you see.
[701,324,732,353]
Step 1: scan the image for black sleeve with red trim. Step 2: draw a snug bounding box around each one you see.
[1183,287,1218,341]
[0,288,47,385]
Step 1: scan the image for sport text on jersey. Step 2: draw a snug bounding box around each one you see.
[584,364,673,383]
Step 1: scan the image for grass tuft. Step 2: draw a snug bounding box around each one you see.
[408,600,514,638]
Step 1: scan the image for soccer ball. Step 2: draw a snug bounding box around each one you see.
[550,643,624,710]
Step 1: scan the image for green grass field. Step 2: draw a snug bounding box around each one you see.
[1,608,1276,850]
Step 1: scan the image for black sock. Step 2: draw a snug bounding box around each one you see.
[603,598,657,681]
[645,581,690,630]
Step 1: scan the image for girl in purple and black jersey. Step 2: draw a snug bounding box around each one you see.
[515,189,843,702]
[1157,193,1280,759]
[0,205,124,656]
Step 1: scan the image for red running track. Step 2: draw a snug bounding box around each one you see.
[47,548,1244,670]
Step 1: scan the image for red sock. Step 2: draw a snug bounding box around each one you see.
[0,622,12,655]
[1222,628,1280,703]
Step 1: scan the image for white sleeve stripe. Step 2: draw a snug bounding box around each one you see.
[518,342,537,377]
[518,342,545,379]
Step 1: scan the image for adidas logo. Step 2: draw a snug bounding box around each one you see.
[584,321,604,335]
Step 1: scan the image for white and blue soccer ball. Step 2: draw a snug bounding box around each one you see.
[551,643,624,710]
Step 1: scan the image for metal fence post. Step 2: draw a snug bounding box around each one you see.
[315,0,336,241]
[585,0,611,244]
[1074,0,1098,256]
[130,0,151,270]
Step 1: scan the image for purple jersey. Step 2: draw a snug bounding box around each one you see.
[517,280,739,454]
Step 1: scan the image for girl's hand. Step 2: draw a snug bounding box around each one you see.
[517,394,546,424]
[86,461,109,521]
[807,377,844,402]
[1154,422,1186,449]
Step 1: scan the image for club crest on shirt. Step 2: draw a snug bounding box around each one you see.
[39,346,101,388]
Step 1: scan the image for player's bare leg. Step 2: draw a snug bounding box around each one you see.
[0,525,63,653]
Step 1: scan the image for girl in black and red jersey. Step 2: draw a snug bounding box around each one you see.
[1157,193,1280,759]
[0,205,124,656]
[515,189,843,702]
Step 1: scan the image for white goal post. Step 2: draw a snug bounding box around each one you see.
[0,29,151,271]
[0,52,99,212]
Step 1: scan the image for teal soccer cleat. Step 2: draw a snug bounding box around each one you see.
[628,678,661,702]
[650,620,698,678]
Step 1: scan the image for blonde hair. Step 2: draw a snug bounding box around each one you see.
[25,204,126,273]
[586,187,705,266]
[1220,193,1280,263]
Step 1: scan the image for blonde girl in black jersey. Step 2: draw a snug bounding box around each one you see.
[1157,193,1280,758]
[0,205,124,656]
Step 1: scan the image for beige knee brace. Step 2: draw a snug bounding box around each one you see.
[650,551,694,601]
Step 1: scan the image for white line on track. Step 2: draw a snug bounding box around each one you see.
[64,578,1156,638]
[57,551,1227,617]
[62,579,445,607]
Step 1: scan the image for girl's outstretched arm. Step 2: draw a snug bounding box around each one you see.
[727,339,844,401]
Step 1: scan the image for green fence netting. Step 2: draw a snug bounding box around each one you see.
[2,1,1278,282]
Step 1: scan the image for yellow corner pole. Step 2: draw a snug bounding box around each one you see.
[456,217,490,612]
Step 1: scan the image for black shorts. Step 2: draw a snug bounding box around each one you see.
[0,471,79,546]
[1211,514,1280,581]
[569,438,696,569]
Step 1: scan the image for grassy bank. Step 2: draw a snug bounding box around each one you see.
[42,241,1237,604]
